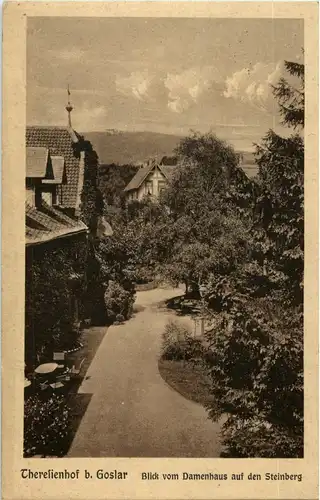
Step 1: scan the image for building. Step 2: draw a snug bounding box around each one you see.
[26,121,85,216]
[25,95,95,366]
[124,156,177,201]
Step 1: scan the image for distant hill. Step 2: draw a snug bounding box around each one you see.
[82,130,182,165]
[82,129,258,177]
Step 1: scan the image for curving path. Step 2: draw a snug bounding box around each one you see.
[68,287,222,457]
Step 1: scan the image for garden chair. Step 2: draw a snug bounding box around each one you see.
[56,372,71,383]
[39,380,49,391]
[70,357,86,377]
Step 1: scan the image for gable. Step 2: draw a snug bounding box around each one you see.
[26,126,81,209]
[124,163,155,192]
[158,164,176,180]
[26,147,54,179]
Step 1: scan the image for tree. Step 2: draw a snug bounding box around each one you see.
[76,136,104,234]
[254,60,304,305]
[202,59,304,457]
[272,60,304,129]
[98,163,139,208]
[159,132,252,295]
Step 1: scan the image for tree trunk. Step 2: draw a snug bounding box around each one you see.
[190,281,201,299]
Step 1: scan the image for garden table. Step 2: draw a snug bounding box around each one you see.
[34,363,58,374]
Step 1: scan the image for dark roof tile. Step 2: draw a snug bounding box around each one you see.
[124,163,154,192]
[26,126,81,208]
[25,202,87,246]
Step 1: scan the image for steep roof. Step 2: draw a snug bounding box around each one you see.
[42,156,66,184]
[26,201,88,246]
[158,164,176,179]
[26,147,53,179]
[124,163,154,192]
[124,161,176,192]
[26,126,81,208]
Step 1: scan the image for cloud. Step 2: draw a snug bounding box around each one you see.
[164,66,220,113]
[224,61,283,109]
[116,70,153,100]
[71,101,108,130]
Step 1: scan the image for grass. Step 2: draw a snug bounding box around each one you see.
[158,358,214,407]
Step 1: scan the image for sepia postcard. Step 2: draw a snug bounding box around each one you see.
[2,1,319,499]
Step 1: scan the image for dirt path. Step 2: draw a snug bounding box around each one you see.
[68,287,221,457]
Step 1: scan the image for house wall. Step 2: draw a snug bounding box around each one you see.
[26,179,43,207]
[132,166,167,201]
[26,183,59,207]
[26,186,35,206]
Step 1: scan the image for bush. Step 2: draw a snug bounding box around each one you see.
[161,320,203,362]
[104,280,135,324]
[202,298,303,458]
[24,394,71,457]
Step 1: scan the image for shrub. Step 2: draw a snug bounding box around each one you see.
[104,280,135,323]
[161,320,203,362]
[24,394,71,457]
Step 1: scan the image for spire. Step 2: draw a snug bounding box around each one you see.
[66,84,73,128]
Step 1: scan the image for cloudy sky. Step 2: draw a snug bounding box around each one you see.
[27,17,303,151]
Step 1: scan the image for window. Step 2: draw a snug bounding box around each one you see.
[41,190,53,206]
[158,181,166,195]
[145,181,153,195]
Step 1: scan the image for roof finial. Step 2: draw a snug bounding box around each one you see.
[66,84,73,128]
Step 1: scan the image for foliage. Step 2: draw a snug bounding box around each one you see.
[104,280,135,324]
[24,394,71,457]
[200,59,304,457]
[86,214,137,325]
[254,131,304,305]
[83,240,108,325]
[202,298,303,457]
[161,320,203,362]
[272,60,304,129]
[75,136,104,234]
[99,163,139,208]
[155,133,253,294]
[77,154,138,325]
[25,236,87,365]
